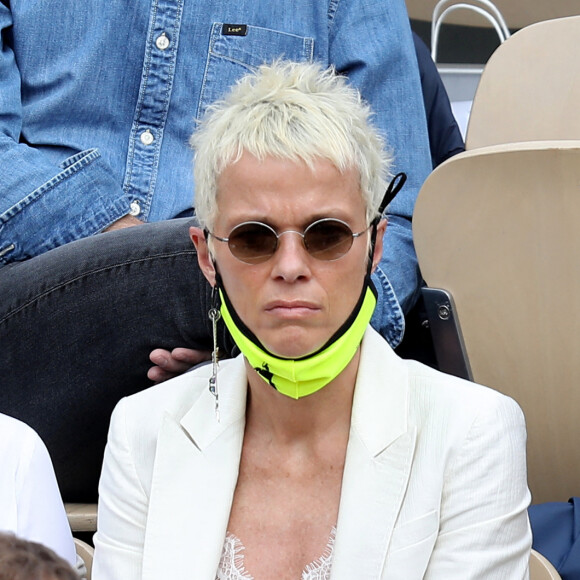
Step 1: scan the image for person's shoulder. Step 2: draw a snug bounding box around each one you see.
[363,327,522,422]
[0,413,50,479]
[0,413,41,450]
[403,357,525,434]
[408,357,517,403]
[113,356,243,425]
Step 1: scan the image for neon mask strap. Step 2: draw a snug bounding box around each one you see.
[366,171,407,269]
[379,172,407,215]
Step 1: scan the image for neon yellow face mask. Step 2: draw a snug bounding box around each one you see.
[217,278,377,399]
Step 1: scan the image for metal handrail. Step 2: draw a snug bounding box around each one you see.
[431,0,511,63]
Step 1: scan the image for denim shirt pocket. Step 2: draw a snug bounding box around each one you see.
[197,23,314,120]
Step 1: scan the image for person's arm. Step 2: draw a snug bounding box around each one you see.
[0,5,131,264]
[412,31,465,168]
[329,0,432,345]
[15,427,77,567]
[93,398,149,580]
[425,394,532,578]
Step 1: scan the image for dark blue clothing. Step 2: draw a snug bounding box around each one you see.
[529,498,580,580]
[412,32,465,168]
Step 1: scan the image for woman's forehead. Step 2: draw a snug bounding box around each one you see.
[216,155,363,208]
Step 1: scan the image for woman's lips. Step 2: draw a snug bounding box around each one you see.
[264,300,320,318]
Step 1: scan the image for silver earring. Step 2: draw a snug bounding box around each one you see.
[208,303,221,422]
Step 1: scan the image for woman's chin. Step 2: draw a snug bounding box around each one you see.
[262,333,327,360]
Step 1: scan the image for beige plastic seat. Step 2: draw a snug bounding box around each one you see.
[465,15,580,149]
[413,141,580,504]
[66,502,98,533]
[74,538,95,580]
[67,503,97,579]
[530,549,562,580]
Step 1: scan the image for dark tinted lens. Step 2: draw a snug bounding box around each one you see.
[228,222,278,264]
[304,219,353,260]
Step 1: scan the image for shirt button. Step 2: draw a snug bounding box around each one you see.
[140,130,154,146]
[156,33,170,50]
[129,200,142,217]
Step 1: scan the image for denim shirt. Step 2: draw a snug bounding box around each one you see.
[0,0,431,346]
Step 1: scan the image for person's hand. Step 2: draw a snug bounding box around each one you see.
[104,215,144,232]
[148,348,211,383]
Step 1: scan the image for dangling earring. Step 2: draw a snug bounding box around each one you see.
[208,287,221,422]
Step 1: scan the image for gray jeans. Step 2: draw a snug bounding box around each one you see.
[0,219,235,501]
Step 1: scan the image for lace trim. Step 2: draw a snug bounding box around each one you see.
[216,526,336,580]
[216,533,252,579]
[302,526,335,580]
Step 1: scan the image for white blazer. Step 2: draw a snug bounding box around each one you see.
[0,413,77,566]
[93,328,531,579]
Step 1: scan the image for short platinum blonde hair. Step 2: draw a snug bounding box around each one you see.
[191,60,393,230]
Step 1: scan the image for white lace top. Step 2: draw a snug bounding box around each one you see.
[216,527,336,580]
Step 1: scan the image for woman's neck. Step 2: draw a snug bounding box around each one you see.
[243,349,360,446]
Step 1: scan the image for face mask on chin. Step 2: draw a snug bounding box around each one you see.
[216,274,377,399]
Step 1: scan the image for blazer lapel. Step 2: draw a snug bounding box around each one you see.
[331,330,417,579]
[142,358,248,580]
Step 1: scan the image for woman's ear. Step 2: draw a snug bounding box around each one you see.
[371,218,387,273]
[190,226,216,287]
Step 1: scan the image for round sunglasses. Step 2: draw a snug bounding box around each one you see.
[206,218,371,265]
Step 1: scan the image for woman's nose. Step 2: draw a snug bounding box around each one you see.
[270,231,311,280]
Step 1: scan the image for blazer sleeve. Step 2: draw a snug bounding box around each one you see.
[16,431,77,566]
[93,398,149,580]
[425,394,532,579]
